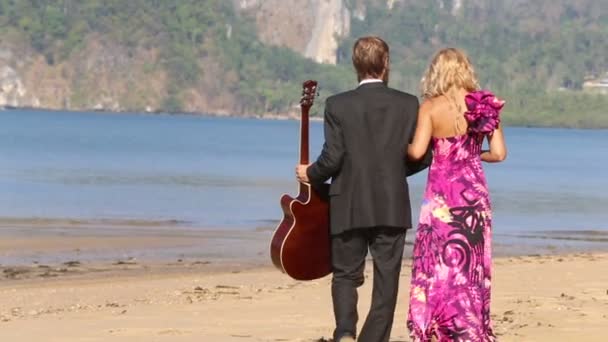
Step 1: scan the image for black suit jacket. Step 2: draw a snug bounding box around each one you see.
[307,82,431,235]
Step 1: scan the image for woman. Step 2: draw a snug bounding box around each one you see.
[406,48,507,341]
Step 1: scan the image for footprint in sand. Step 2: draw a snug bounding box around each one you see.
[109,328,191,337]
[158,328,191,335]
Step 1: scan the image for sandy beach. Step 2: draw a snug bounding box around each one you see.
[1,237,607,342]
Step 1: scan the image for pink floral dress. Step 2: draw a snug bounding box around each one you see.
[407,91,505,342]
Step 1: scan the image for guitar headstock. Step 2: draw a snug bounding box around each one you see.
[300,80,319,109]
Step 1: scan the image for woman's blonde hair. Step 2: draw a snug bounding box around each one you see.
[420,48,479,99]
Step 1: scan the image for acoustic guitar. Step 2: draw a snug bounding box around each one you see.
[270,80,331,281]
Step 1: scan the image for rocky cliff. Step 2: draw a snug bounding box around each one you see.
[0,34,166,112]
[238,0,351,65]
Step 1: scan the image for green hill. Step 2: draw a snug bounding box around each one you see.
[0,0,606,127]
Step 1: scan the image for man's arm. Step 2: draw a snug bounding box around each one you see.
[306,101,344,184]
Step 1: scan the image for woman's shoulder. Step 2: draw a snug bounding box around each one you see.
[420,96,440,110]
[419,96,449,117]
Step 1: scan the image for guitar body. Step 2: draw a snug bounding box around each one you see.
[270,183,330,280]
[269,80,331,281]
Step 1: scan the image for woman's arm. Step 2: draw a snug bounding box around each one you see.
[481,125,507,162]
[408,100,433,160]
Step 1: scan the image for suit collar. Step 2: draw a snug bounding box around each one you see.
[359,78,383,85]
[357,82,387,90]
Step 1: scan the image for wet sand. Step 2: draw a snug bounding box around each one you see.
[0,217,270,267]
[3,217,608,267]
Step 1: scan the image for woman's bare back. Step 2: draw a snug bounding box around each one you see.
[424,88,470,139]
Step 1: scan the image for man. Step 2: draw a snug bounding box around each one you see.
[296,36,430,342]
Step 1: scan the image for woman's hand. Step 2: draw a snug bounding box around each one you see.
[481,126,507,162]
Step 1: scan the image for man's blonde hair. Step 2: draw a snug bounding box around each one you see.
[420,48,479,99]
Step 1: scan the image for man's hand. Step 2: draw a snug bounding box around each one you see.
[295,164,311,183]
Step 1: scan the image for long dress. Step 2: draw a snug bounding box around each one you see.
[407,90,505,342]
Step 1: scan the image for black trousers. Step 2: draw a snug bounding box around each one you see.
[331,227,406,342]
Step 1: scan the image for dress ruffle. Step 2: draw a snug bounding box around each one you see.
[464,90,505,134]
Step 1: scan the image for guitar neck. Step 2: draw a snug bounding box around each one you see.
[299,105,310,165]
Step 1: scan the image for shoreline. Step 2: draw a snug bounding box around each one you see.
[0,216,272,269]
[2,216,608,284]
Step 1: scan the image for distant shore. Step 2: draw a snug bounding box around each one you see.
[2,106,325,122]
[5,106,608,128]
